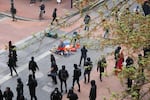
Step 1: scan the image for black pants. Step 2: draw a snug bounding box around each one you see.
[31,70,36,79]
[60,80,67,92]
[50,73,57,84]
[100,71,104,81]
[30,88,37,100]
[79,56,86,66]
[9,66,18,76]
[51,17,58,24]
[72,78,80,90]
[127,78,132,88]
[84,71,90,83]
[12,13,16,21]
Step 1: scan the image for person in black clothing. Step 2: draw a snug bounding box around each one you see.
[89,80,97,100]
[39,2,45,20]
[143,45,150,58]
[84,57,93,83]
[84,14,91,31]
[126,56,134,89]
[67,88,78,100]
[10,7,17,21]
[7,54,18,76]
[97,57,107,82]
[29,57,39,79]
[50,54,56,66]
[114,46,121,68]
[50,87,62,100]
[58,65,69,93]
[48,64,58,84]
[27,74,38,100]
[0,87,3,100]
[8,41,12,56]
[11,45,17,67]
[16,78,24,100]
[3,87,14,100]
[126,56,134,67]
[79,45,88,66]
[51,8,58,25]
[142,0,150,16]
[72,64,81,92]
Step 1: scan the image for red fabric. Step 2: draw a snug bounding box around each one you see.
[115,52,124,75]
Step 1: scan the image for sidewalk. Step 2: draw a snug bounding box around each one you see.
[0,0,75,20]
[63,55,125,100]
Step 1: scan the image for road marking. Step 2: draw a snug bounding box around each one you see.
[0,51,51,84]
[42,85,53,93]
[35,71,44,79]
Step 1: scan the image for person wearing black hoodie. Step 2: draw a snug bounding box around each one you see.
[89,80,97,100]
[67,89,78,100]
[16,78,24,100]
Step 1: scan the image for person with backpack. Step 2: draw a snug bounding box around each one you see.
[48,64,58,84]
[16,78,24,100]
[27,74,38,100]
[51,8,58,25]
[28,57,39,79]
[67,88,78,100]
[84,14,91,31]
[84,57,93,83]
[72,64,81,92]
[97,57,107,82]
[58,65,69,93]
[50,87,62,100]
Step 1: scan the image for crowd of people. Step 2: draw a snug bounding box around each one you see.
[1,36,150,100]
[0,42,100,100]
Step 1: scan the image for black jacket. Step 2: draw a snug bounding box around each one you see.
[50,90,62,100]
[29,60,39,71]
[81,47,88,57]
[3,90,14,100]
[67,92,78,100]
[89,81,97,100]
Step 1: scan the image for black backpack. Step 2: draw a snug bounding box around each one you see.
[60,70,68,80]
[33,79,38,87]
[76,68,81,77]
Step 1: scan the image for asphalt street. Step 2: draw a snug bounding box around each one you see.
[0,0,140,100]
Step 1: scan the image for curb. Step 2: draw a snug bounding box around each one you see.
[0,12,39,21]
[0,0,105,55]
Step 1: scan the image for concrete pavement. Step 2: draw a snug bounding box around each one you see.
[0,0,75,20]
